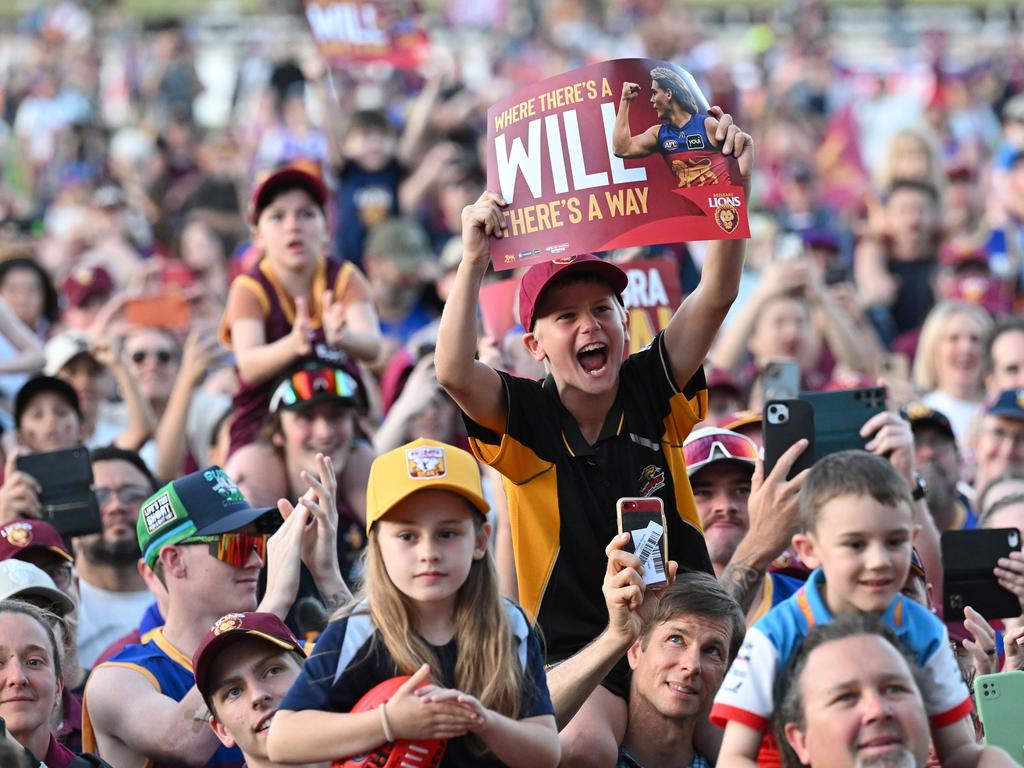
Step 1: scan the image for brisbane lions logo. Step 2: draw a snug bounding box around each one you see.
[714,204,739,234]
[406,446,447,479]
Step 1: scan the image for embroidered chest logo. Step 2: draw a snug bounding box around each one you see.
[638,464,666,497]
[662,139,679,150]
[686,134,705,150]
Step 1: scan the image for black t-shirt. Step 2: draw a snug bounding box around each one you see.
[463,332,712,695]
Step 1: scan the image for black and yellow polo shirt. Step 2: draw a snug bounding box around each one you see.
[464,332,712,687]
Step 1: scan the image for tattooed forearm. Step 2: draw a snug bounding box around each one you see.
[321,586,353,613]
[719,559,766,613]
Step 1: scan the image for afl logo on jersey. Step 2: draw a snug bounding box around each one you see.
[686,134,705,150]
[662,139,679,151]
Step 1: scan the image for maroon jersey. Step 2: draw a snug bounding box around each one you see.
[222,256,361,454]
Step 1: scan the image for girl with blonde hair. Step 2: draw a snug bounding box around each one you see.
[267,438,559,767]
[914,299,993,440]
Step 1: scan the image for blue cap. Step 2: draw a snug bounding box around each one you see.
[985,388,1024,422]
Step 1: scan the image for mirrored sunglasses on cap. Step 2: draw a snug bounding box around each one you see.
[684,431,758,469]
[269,368,360,412]
[183,532,268,568]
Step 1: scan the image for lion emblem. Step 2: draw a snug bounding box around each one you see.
[714,204,738,234]
[212,614,244,635]
[2,524,32,548]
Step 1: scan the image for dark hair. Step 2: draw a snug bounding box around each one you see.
[638,572,746,662]
[90,446,158,491]
[347,109,394,137]
[649,66,699,116]
[885,178,940,205]
[799,451,913,532]
[0,256,59,325]
[15,376,81,429]
[774,615,925,768]
[0,599,63,682]
[983,316,1024,378]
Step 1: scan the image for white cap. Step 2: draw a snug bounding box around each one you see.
[0,560,75,616]
[44,331,95,376]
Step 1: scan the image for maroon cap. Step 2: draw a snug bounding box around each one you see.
[707,366,741,397]
[61,265,114,309]
[0,519,73,564]
[939,242,989,269]
[948,275,1013,315]
[517,254,628,331]
[249,160,328,224]
[193,612,304,701]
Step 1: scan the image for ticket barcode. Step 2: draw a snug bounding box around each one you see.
[632,520,666,585]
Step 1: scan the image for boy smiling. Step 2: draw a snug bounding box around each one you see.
[436,109,752,759]
[712,451,1013,768]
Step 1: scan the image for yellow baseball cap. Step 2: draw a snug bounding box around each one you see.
[366,438,489,531]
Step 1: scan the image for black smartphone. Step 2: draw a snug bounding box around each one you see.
[800,387,886,459]
[942,528,1022,623]
[763,387,887,479]
[15,447,102,538]
[763,399,815,480]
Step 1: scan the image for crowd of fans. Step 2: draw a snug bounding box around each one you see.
[0,0,1022,766]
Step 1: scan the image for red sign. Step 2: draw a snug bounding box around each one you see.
[479,279,520,341]
[304,0,430,71]
[621,258,683,354]
[486,59,749,271]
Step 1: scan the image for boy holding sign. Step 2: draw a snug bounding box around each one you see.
[436,107,753,764]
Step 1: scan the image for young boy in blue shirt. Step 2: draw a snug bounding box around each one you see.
[711,450,1014,767]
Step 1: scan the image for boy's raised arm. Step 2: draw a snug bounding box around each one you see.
[435,191,509,435]
[664,108,752,387]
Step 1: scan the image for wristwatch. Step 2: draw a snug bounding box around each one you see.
[911,471,927,502]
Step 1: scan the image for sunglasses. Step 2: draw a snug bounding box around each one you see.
[183,532,267,568]
[130,349,174,366]
[95,485,152,506]
[684,432,758,467]
[269,367,360,412]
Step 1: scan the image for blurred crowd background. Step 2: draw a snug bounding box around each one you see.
[0,0,1022,491]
